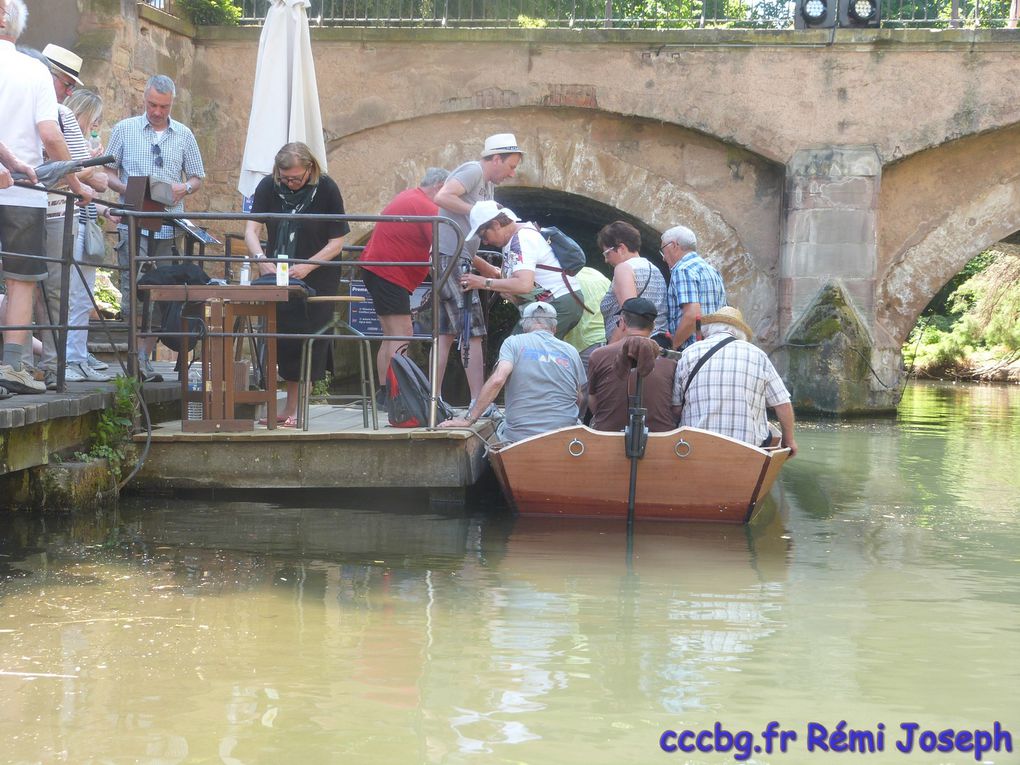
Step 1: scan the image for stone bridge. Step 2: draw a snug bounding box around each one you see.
[32,2,1020,412]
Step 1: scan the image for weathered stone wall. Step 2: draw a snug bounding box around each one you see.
[31,10,1020,410]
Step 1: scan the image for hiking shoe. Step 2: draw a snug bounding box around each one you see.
[0,363,47,394]
[138,358,164,383]
[0,385,10,400]
[44,369,58,390]
[64,363,87,382]
[87,353,109,370]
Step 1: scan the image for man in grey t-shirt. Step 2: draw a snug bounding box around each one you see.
[432,132,522,404]
[439,302,586,443]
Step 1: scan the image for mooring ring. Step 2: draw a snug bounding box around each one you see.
[674,439,692,458]
[567,438,585,457]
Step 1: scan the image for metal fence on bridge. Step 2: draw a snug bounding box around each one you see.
[146,0,1018,29]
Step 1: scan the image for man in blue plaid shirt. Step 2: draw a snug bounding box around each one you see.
[661,225,727,351]
[106,74,205,381]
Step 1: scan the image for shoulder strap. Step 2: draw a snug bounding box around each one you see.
[535,263,593,314]
[635,261,653,298]
[681,335,737,403]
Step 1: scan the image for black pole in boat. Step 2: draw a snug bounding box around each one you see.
[624,370,648,542]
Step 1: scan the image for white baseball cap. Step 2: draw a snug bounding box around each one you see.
[465,199,520,241]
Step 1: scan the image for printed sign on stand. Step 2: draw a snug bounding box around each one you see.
[349,280,432,336]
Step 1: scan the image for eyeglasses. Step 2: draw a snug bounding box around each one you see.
[279,167,310,186]
[55,75,76,94]
[151,143,163,169]
[658,241,675,258]
[602,245,617,259]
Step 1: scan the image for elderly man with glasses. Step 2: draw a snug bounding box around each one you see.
[105,74,205,381]
[659,225,727,350]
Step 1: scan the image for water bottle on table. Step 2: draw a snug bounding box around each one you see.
[187,363,204,420]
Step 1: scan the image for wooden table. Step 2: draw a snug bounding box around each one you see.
[139,284,296,432]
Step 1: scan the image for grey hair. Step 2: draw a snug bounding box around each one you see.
[662,225,697,251]
[420,167,449,188]
[522,315,558,333]
[701,321,748,342]
[3,0,28,40]
[145,74,176,97]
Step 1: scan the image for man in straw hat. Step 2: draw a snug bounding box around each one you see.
[671,306,797,456]
[431,132,523,408]
[439,301,585,443]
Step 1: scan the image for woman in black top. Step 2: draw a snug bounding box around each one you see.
[244,142,349,426]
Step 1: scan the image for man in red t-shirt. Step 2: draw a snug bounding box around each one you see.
[360,167,448,381]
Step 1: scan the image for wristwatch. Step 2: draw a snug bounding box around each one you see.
[184,182,193,195]
[485,278,493,289]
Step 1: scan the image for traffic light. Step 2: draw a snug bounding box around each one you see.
[795,0,835,29]
[839,0,881,26]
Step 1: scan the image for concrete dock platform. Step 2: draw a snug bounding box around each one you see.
[131,404,496,501]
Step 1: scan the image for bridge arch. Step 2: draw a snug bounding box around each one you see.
[327,106,785,344]
[876,122,1020,350]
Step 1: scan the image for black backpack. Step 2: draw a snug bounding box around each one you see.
[136,263,212,352]
[539,226,586,275]
[386,347,453,428]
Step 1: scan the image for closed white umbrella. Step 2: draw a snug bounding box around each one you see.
[237,0,327,199]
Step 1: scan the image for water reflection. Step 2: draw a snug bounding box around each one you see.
[2,382,1018,764]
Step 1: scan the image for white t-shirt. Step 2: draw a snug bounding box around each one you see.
[502,225,579,300]
[0,41,59,209]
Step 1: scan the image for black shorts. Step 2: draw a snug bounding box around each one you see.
[362,268,411,316]
[0,205,47,281]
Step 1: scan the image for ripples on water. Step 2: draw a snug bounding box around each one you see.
[1,382,1018,764]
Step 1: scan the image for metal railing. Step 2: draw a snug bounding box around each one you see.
[115,208,465,429]
[220,0,1018,29]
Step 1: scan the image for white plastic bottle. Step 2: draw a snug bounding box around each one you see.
[276,252,289,287]
[187,364,204,420]
[89,130,101,154]
[239,257,251,286]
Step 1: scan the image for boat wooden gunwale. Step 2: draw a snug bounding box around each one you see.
[488,424,790,523]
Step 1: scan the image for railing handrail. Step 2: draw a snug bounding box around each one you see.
[116,207,465,428]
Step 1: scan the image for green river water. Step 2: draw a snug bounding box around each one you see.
[1,381,1017,764]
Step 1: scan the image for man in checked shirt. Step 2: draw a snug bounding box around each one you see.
[672,306,798,457]
[106,74,205,381]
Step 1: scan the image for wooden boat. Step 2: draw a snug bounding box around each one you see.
[488,425,791,523]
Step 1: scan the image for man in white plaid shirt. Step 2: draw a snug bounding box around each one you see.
[106,74,205,381]
[672,306,797,456]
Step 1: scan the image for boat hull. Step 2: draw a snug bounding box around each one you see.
[489,425,790,523]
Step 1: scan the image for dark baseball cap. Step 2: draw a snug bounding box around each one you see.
[621,297,658,320]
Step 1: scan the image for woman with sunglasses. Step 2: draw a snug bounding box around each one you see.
[245,142,349,427]
[595,221,668,345]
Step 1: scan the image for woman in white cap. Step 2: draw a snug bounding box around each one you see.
[459,200,583,339]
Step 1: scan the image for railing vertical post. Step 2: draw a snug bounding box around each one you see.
[604,0,612,27]
[127,215,139,381]
[55,195,76,393]
[428,219,441,428]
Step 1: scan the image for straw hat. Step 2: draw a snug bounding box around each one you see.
[701,306,753,339]
[42,44,84,87]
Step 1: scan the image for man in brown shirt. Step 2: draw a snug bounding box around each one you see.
[586,297,678,432]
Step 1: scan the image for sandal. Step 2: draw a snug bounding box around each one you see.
[279,415,298,428]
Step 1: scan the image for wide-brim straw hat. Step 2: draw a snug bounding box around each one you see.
[481,133,521,158]
[701,306,753,339]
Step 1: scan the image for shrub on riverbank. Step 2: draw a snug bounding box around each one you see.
[906,250,1020,381]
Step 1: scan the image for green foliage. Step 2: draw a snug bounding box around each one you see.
[176,0,241,25]
[517,14,548,26]
[906,250,1020,377]
[77,376,139,480]
[311,371,333,398]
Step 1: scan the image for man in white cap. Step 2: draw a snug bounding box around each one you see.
[440,301,585,443]
[431,132,522,407]
[0,0,89,395]
[672,306,797,456]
